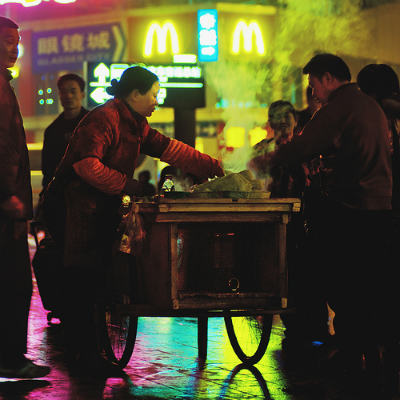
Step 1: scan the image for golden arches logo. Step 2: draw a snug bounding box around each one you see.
[232,21,265,55]
[144,22,180,57]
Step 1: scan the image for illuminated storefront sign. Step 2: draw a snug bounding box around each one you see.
[232,20,265,55]
[0,0,76,6]
[144,22,179,57]
[32,24,125,73]
[197,9,218,62]
[87,62,204,109]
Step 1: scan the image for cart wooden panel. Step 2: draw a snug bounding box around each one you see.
[132,197,301,312]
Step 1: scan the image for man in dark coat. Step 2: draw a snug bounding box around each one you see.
[251,54,393,394]
[0,16,50,378]
[41,73,88,189]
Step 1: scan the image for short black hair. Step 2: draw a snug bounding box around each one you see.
[303,53,351,82]
[0,16,19,30]
[106,66,159,98]
[357,63,399,100]
[57,73,85,92]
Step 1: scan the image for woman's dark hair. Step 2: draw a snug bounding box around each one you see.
[106,66,159,98]
[303,53,351,82]
[357,63,400,100]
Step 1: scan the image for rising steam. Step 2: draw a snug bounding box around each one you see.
[204,0,370,174]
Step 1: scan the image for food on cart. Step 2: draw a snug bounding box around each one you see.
[190,170,270,198]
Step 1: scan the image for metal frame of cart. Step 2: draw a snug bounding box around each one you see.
[98,197,301,367]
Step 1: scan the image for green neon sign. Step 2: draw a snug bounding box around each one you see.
[86,62,205,109]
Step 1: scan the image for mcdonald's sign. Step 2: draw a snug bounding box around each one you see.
[144,22,180,57]
[232,20,265,55]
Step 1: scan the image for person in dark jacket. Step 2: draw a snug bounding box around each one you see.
[0,16,50,379]
[357,64,400,211]
[357,63,400,397]
[46,66,224,376]
[41,73,88,189]
[251,54,393,394]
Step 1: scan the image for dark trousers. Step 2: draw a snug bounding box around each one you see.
[0,218,32,363]
[316,203,395,361]
[281,214,330,344]
[60,266,103,359]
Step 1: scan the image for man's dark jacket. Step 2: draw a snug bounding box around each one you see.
[271,83,392,210]
[41,107,88,188]
[0,67,32,219]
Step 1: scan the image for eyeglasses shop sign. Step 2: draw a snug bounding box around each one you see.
[32,24,125,73]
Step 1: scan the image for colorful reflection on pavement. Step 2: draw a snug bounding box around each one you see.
[0,235,293,399]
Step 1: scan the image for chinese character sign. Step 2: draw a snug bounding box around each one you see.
[197,9,218,62]
[32,24,125,73]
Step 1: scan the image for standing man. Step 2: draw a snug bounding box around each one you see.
[0,16,50,378]
[253,53,392,391]
[41,73,88,189]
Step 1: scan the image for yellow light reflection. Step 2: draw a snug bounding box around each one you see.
[225,126,245,148]
[195,137,204,153]
[9,66,19,78]
[249,126,267,147]
[27,143,43,150]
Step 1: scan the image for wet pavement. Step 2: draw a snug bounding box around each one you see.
[0,235,399,400]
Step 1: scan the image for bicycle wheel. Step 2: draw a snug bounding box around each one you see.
[100,304,138,368]
[224,314,273,365]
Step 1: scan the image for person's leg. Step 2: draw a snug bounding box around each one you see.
[0,219,50,378]
[60,267,96,359]
[0,219,32,363]
[328,210,391,396]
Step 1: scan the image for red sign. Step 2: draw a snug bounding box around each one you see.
[0,0,76,6]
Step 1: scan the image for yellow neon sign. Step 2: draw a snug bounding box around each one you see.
[144,22,179,57]
[232,21,265,55]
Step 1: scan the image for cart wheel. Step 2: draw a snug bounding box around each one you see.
[224,314,273,365]
[100,305,138,368]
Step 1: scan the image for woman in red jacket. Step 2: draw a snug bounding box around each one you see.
[50,66,223,375]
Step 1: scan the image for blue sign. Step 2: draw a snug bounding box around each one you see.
[197,9,218,62]
[32,24,126,73]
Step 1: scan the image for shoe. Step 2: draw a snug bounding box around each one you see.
[0,358,50,379]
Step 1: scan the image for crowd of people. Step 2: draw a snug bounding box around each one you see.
[249,53,400,398]
[1,13,400,398]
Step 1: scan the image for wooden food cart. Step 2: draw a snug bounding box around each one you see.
[99,196,301,367]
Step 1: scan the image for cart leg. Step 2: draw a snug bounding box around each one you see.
[224,314,273,365]
[197,316,208,360]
